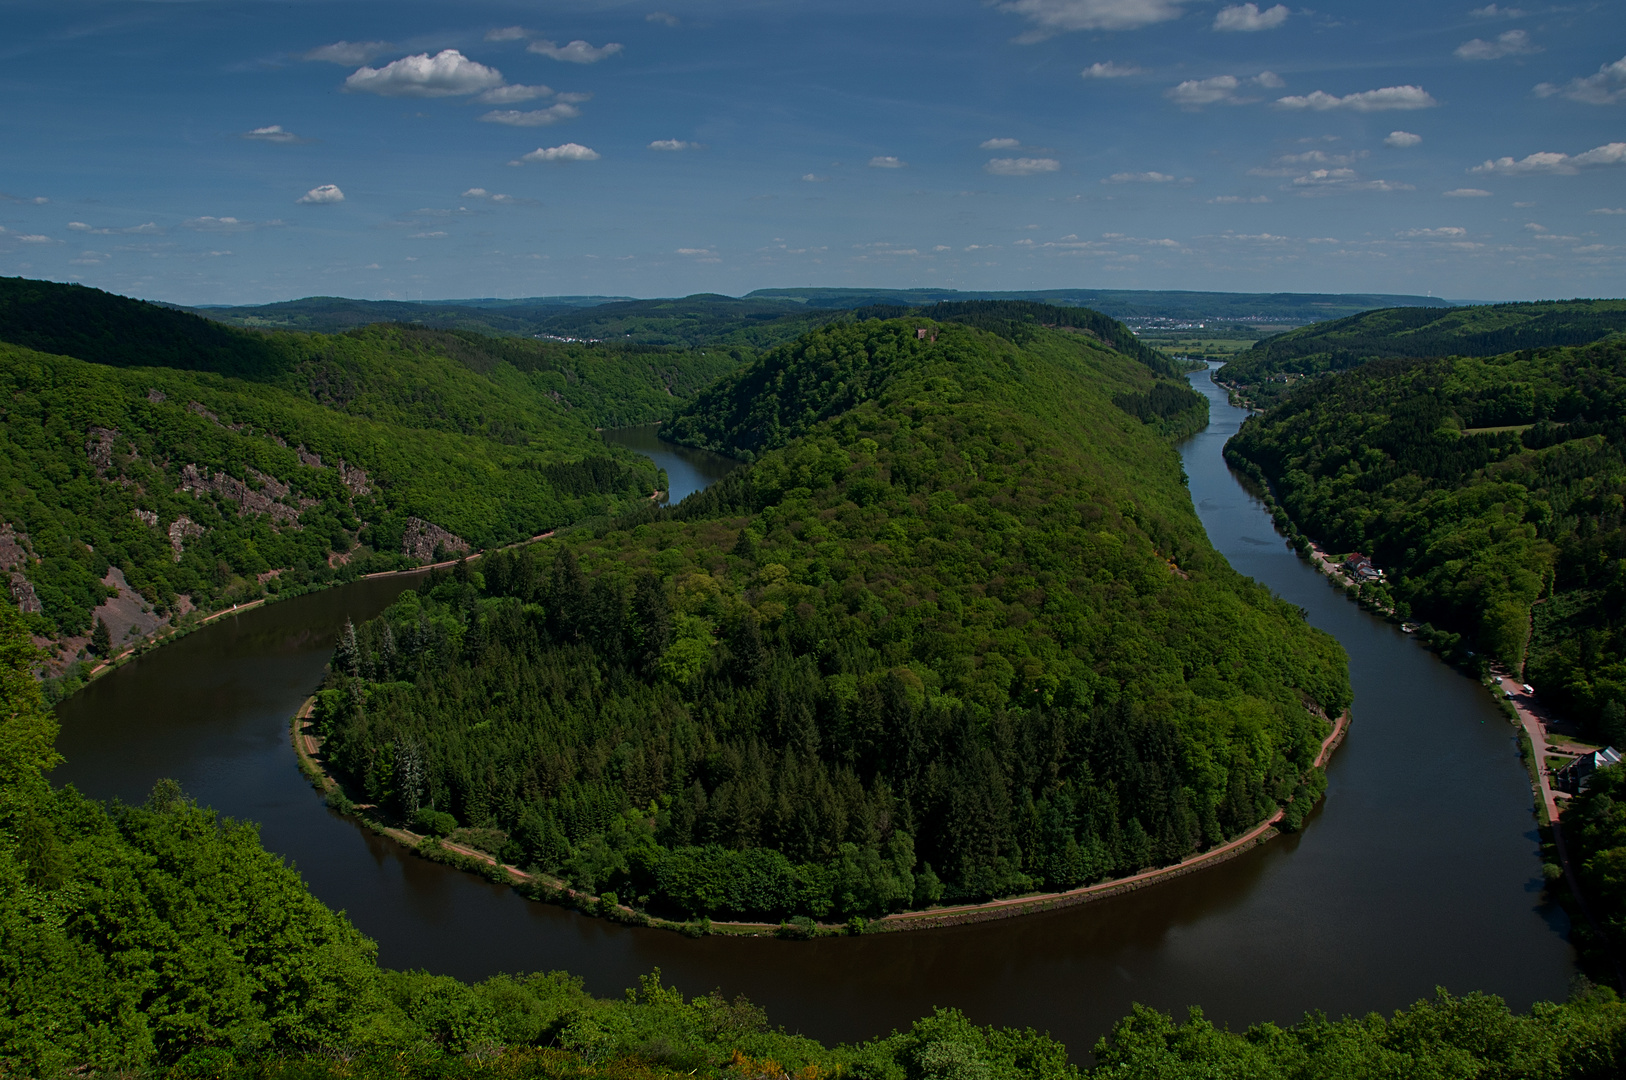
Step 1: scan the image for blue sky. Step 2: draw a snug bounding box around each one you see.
[2,1,1624,304]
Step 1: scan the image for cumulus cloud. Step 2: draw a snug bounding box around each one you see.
[998,0,1187,39]
[1276,85,1437,111]
[67,221,164,235]
[1214,4,1289,32]
[1082,61,1143,78]
[304,41,391,65]
[1592,207,1626,214]
[1385,131,1423,148]
[1471,4,1525,16]
[1534,55,1626,105]
[344,50,504,97]
[1398,226,1467,238]
[1289,169,1414,193]
[485,27,531,42]
[802,173,830,182]
[1103,171,1178,183]
[649,139,697,150]
[479,104,580,126]
[477,83,554,104]
[980,138,1022,150]
[528,39,623,63]
[1471,141,1626,174]
[986,157,1061,175]
[242,125,304,143]
[1456,29,1540,60]
[647,12,680,26]
[1444,187,1493,197]
[14,234,56,243]
[297,184,345,204]
[1210,194,1271,203]
[869,156,906,168]
[1254,70,1285,88]
[1166,75,1241,106]
[516,143,600,163]
[461,189,523,204]
[181,216,267,232]
[675,248,714,255]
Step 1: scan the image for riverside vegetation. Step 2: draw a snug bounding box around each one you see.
[0,277,737,675]
[312,308,1350,924]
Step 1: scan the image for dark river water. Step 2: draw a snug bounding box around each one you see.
[52,381,1574,1054]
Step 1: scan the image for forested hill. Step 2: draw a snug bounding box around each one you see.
[319,315,1349,924]
[0,279,733,678]
[1226,339,1626,740]
[1222,299,1626,407]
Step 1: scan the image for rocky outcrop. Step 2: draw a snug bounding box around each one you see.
[86,427,118,475]
[296,445,323,468]
[133,509,159,528]
[179,464,300,523]
[168,516,205,561]
[400,518,470,562]
[2,525,42,615]
[338,459,371,496]
[147,388,166,403]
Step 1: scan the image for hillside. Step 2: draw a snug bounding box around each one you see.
[1222,299,1626,407]
[0,280,733,677]
[317,313,1349,924]
[1226,339,1626,740]
[185,294,627,336]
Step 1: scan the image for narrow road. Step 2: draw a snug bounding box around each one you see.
[1496,675,1564,824]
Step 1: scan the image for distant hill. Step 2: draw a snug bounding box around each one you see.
[179,295,630,336]
[1221,299,1626,407]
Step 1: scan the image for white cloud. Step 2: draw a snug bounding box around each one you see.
[15,234,55,243]
[986,157,1061,175]
[463,188,490,197]
[409,231,447,238]
[242,125,303,143]
[1103,171,1177,183]
[997,0,1188,37]
[1398,226,1466,238]
[1472,141,1626,174]
[1444,187,1493,197]
[802,173,830,182]
[528,39,623,63]
[1276,85,1437,111]
[1533,55,1626,105]
[981,137,1022,149]
[517,143,600,163]
[1209,195,1271,203]
[1289,169,1414,193]
[1592,207,1626,214]
[479,104,580,126]
[1254,71,1285,89]
[647,12,680,26]
[477,83,553,104]
[1082,61,1143,78]
[304,41,391,65]
[344,50,504,98]
[485,26,531,42]
[1214,4,1288,32]
[676,248,713,255]
[182,216,261,232]
[869,156,906,168]
[649,139,698,151]
[1456,30,1540,60]
[1385,131,1423,148]
[1471,5,1526,17]
[66,221,163,235]
[297,184,345,204]
[1166,75,1240,106]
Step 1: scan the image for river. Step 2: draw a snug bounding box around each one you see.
[51,382,1574,1053]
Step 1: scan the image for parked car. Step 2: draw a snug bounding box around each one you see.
[1522,683,1535,695]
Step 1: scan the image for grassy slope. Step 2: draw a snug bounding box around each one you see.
[1222,299,1626,407]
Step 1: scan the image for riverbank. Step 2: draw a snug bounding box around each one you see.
[292,694,1349,939]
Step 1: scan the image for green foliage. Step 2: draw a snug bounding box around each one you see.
[323,318,1346,919]
[1563,765,1626,979]
[1224,299,1626,407]
[0,279,742,640]
[1227,340,1626,728]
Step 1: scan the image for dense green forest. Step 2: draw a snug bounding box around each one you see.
[1563,763,1626,982]
[1222,300,1626,407]
[5,581,1626,1077]
[1225,340,1626,739]
[0,279,738,653]
[315,311,1348,922]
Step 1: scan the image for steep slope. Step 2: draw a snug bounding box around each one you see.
[320,317,1349,921]
[1226,339,1626,736]
[1223,299,1626,407]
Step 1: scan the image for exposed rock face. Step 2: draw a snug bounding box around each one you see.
[338,459,371,496]
[1,525,43,615]
[400,518,470,562]
[168,516,205,561]
[187,401,218,422]
[86,427,118,475]
[179,464,300,523]
[296,445,323,468]
[133,509,159,528]
[147,388,166,403]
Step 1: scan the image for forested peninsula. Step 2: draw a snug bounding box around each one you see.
[0,277,736,684]
[311,308,1349,924]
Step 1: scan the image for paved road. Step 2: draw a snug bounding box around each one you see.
[1497,675,1565,823]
